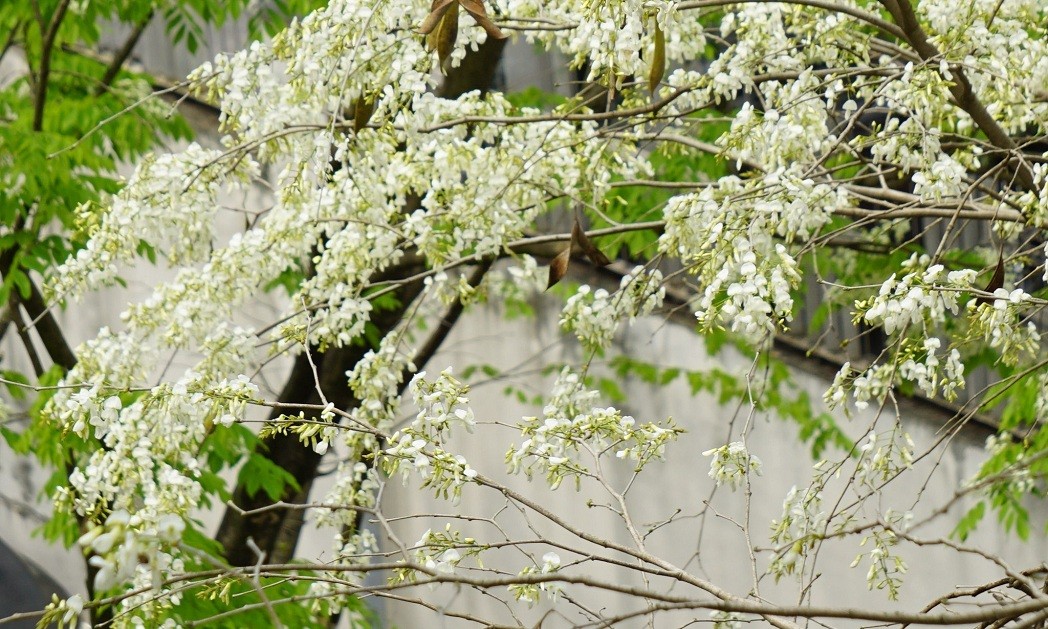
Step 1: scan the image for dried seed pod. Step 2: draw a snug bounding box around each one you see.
[459,0,507,40]
[572,217,610,267]
[546,244,571,289]
[974,254,1005,305]
[353,95,376,132]
[418,0,457,35]
[431,1,460,69]
[648,23,665,95]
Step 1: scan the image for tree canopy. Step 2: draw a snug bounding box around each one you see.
[3,0,1048,627]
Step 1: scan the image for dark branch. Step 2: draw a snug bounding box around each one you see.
[11,304,45,378]
[880,0,1035,191]
[22,278,76,370]
[96,9,155,94]
[411,260,494,374]
[31,0,72,131]
[0,245,76,371]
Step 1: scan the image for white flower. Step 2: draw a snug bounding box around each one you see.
[704,442,763,490]
[157,514,186,544]
[541,552,561,572]
[61,594,84,625]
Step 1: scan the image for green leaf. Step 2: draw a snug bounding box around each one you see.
[37,503,80,547]
[239,453,300,501]
[0,369,32,400]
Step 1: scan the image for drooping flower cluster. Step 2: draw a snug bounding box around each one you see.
[769,485,826,579]
[965,291,1042,366]
[50,145,259,300]
[856,430,916,486]
[560,267,665,352]
[858,256,974,337]
[493,0,703,85]
[507,368,679,489]
[850,510,912,600]
[383,370,480,500]
[703,441,763,491]
[660,165,848,344]
[63,369,259,518]
[77,510,185,593]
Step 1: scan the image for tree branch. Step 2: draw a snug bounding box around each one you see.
[31,0,72,131]
[95,9,155,94]
[0,20,22,66]
[0,246,76,371]
[21,277,76,370]
[10,304,44,378]
[880,0,1035,191]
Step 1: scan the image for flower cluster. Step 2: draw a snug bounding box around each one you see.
[47,593,84,628]
[918,0,1048,136]
[383,370,480,500]
[495,0,705,85]
[720,71,831,171]
[856,430,916,487]
[406,369,477,438]
[826,335,968,412]
[203,373,262,429]
[314,462,379,531]
[769,485,826,579]
[850,511,911,601]
[560,267,665,352]
[346,335,414,431]
[703,441,763,491]
[392,524,484,586]
[824,362,888,412]
[897,337,965,401]
[508,551,563,605]
[662,168,844,344]
[78,510,185,593]
[61,367,264,519]
[912,154,968,202]
[49,145,259,301]
[413,525,479,576]
[507,368,680,489]
[858,256,975,337]
[965,290,1041,367]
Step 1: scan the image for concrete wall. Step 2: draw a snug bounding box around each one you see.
[3,259,1045,623]
[368,278,1048,627]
